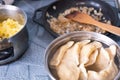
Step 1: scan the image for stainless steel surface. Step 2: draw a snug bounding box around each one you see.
[0,5,26,26]
[0,5,28,64]
[45,31,120,80]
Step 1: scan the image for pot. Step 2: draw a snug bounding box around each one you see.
[33,0,120,37]
[0,5,28,65]
[45,31,120,80]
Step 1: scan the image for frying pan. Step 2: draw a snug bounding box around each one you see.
[33,0,120,37]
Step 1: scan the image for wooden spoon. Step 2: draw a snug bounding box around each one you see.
[65,11,120,36]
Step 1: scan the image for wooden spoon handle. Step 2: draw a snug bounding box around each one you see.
[93,21,120,36]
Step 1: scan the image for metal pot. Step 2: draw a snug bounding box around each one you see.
[0,5,28,65]
[45,31,120,80]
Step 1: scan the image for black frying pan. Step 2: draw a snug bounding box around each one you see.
[33,0,120,38]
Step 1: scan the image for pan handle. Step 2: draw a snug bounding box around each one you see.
[0,47,14,60]
[33,5,49,26]
[0,39,14,60]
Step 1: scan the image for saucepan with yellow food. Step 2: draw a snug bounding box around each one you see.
[0,5,28,64]
[45,31,120,80]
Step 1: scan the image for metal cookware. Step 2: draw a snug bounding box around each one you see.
[0,5,28,65]
[33,0,120,37]
[45,31,120,80]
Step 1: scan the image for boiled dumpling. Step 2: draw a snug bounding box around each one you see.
[99,60,118,80]
[76,40,91,65]
[50,41,74,68]
[79,63,88,80]
[56,42,81,80]
[80,41,102,64]
[88,60,118,80]
[105,45,116,60]
[56,40,90,80]
[87,47,110,71]
[85,49,98,67]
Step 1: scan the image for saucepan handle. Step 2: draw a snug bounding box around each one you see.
[0,39,14,60]
[0,47,14,60]
[33,5,49,26]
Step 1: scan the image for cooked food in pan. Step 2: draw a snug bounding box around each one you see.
[49,40,118,80]
[0,18,23,39]
[47,7,111,35]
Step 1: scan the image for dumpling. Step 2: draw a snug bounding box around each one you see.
[56,42,81,80]
[85,49,98,67]
[99,60,118,80]
[87,47,110,71]
[57,62,80,80]
[56,40,90,80]
[76,40,91,65]
[79,63,88,80]
[105,45,116,60]
[50,41,74,68]
[80,41,102,64]
[88,70,100,80]
[88,60,118,80]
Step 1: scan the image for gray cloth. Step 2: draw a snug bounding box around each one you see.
[0,0,119,80]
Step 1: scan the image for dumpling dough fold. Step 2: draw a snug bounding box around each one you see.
[88,60,118,80]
